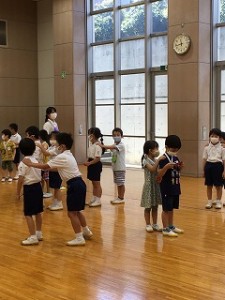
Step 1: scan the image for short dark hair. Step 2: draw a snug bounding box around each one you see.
[56,132,73,149]
[209,128,221,137]
[165,135,182,149]
[112,127,123,137]
[39,129,49,143]
[25,126,39,139]
[221,131,225,140]
[19,138,36,156]
[50,131,60,139]
[9,123,18,132]
[2,129,12,138]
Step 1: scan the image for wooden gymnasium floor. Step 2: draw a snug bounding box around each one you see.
[1,165,225,300]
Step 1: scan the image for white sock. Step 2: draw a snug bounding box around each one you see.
[31,234,37,238]
[36,230,42,235]
[76,232,83,239]
[95,197,101,202]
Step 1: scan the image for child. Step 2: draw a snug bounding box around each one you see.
[23,132,92,246]
[203,128,225,209]
[158,135,184,237]
[39,129,52,198]
[43,106,59,134]
[0,129,16,182]
[37,131,63,211]
[98,127,126,204]
[141,141,163,232]
[9,123,21,180]
[25,126,42,163]
[84,127,104,207]
[17,138,43,245]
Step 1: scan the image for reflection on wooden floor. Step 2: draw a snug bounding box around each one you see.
[1,165,225,299]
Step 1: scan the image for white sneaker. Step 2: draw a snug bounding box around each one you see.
[66,237,85,246]
[205,200,212,209]
[215,200,222,209]
[212,200,217,205]
[83,227,93,239]
[170,226,184,234]
[49,201,63,211]
[145,225,153,232]
[13,176,19,180]
[21,236,39,245]
[111,197,125,204]
[89,198,101,207]
[36,231,43,241]
[43,192,53,198]
[8,177,13,182]
[1,177,6,182]
[162,229,178,237]
[152,224,162,232]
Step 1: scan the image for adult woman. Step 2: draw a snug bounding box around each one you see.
[43,107,59,134]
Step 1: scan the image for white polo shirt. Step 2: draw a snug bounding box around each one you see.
[203,142,225,162]
[47,150,81,182]
[18,156,41,185]
[48,145,60,160]
[34,140,43,163]
[87,142,102,159]
[43,119,59,134]
[10,133,21,147]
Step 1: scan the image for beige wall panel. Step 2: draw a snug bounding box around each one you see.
[0,49,37,78]
[198,141,208,176]
[53,0,72,14]
[73,0,85,12]
[179,140,199,176]
[169,23,198,65]
[0,0,36,23]
[55,105,74,132]
[73,135,87,163]
[53,11,73,45]
[8,21,37,50]
[74,105,87,137]
[169,102,198,140]
[198,101,210,141]
[54,43,73,75]
[38,22,53,51]
[54,75,73,105]
[38,50,54,79]
[199,23,210,63]
[73,12,85,43]
[0,106,39,135]
[38,0,53,23]
[169,0,199,26]
[38,78,54,106]
[73,43,86,75]
[74,75,86,106]
[169,63,198,102]
[199,0,211,24]
[199,63,210,102]
[0,78,38,106]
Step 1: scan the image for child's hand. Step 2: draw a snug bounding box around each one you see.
[22,158,32,166]
[158,155,166,161]
[83,161,90,167]
[16,193,22,200]
[156,175,162,183]
[166,162,175,170]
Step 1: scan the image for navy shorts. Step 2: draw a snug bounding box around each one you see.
[23,182,43,216]
[204,162,223,187]
[49,171,62,189]
[14,148,21,164]
[66,177,86,211]
[87,160,102,181]
[162,195,179,212]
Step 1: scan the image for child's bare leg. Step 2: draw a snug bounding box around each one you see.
[118,185,125,199]
[215,186,222,200]
[25,216,36,235]
[144,208,151,225]
[45,179,50,193]
[207,186,213,200]
[168,210,174,226]
[54,188,62,200]
[92,181,102,197]
[162,210,168,228]
[151,206,158,224]
[77,211,87,227]
[35,213,42,231]
[68,211,82,233]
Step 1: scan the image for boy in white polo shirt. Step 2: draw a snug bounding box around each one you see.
[17,138,43,246]
[23,132,93,246]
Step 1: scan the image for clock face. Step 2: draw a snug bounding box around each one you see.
[173,34,191,55]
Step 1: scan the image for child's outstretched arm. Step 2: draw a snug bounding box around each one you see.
[157,162,175,178]
[16,176,24,199]
[96,142,117,150]
[145,155,166,173]
[36,143,51,156]
[22,158,50,170]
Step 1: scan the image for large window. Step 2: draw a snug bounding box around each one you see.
[215,0,225,129]
[88,0,168,165]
